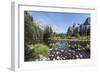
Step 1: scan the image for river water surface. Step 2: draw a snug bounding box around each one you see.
[49,41,90,60]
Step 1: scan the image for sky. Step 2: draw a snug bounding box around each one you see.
[28,11,90,33]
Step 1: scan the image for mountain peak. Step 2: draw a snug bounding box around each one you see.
[84,17,90,25]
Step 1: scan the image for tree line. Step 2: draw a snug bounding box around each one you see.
[24,11,53,61]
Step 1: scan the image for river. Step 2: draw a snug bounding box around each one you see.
[49,41,90,60]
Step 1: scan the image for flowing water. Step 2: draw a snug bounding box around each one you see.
[49,40,90,60]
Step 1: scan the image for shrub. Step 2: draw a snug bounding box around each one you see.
[32,43,50,59]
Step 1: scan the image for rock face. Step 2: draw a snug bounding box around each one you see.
[84,17,90,25]
[67,17,90,36]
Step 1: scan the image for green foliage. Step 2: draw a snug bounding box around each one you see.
[32,43,50,57]
[43,26,53,45]
[24,11,43,45]
[56,33,66,39]
[24,11,44,61]
[24,45,33,61]
[49,36,61,40]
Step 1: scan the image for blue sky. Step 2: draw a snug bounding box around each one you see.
[28,11,90,33]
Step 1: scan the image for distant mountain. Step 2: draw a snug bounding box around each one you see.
[67,17,90,36]
[83,17,90,25]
